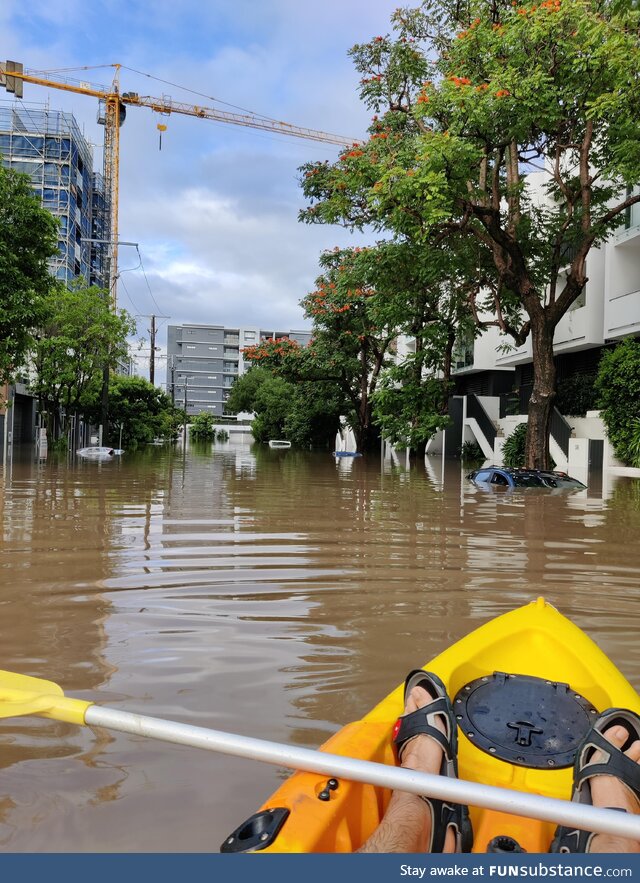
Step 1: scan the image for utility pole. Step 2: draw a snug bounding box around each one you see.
[150,315,157,386]
[136,313,169,386]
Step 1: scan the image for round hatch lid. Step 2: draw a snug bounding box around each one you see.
[453,672,598,769]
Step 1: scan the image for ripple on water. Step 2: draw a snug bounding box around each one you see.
[1,449,640,850]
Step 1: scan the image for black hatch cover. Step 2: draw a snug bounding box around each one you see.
[453,672,598,769]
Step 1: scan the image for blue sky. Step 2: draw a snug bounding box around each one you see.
[4,0,401,382]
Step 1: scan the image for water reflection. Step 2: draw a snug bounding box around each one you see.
[1,444,639,850]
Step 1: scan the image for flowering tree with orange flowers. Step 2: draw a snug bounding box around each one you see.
[301,0,640,469]
[243,248,397,452]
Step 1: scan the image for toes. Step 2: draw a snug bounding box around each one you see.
[601,725,640,762]
[627,740,640,763]
[405,684,432,715]
[603,725,631,751]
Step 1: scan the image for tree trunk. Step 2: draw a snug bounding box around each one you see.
[525,318,556,470]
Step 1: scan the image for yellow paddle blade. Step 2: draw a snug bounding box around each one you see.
[0,670,92,725]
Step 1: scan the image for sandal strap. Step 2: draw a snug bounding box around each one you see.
[393,696,453,762]
[576,729,640,802]
[422,798,456,853]
[551,809,628,854]
[550,706,640,854]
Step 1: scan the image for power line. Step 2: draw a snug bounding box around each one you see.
[118,275,145,316]
[135,245,165,317]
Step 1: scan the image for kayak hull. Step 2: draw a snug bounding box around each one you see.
[252,598,640,853]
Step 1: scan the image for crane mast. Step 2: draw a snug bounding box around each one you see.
[0,61,356,305]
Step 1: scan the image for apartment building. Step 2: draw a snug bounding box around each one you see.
[166,324,312,418]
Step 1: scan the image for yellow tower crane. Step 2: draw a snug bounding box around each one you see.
[0,61,356,305]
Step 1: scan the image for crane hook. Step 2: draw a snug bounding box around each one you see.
[157,123,167,151]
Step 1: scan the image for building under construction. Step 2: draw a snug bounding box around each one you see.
[0,101,109,448]
[0,101,108,288]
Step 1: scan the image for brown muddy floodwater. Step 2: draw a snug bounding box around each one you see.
[1,441,640,852]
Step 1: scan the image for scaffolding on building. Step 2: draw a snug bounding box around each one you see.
[0,100,108,289]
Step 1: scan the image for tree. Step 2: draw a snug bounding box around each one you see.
[0,165,60,385]
[225,366,272,415]
[283,381,343,448]
[226,367,341,447]
[243,250,397,452]
[92,374,177,448]
[226,367,293,441]
[33,285,135,440]
[339,239,478,453]
[300,0,640,469]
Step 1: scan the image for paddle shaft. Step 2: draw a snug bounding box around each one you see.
[86,705,640,841]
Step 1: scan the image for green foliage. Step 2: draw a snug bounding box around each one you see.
[90,375,176,449]
[555,374,599,417]
[283,382,342,448]
[33,285,135,427]
[0,165,60,384]
[595,338,640,465]
[215,428,230,442]
[461,440,484,462]
[226,368,340,448]
[626,419,640,469]
[373,364,451,449]
[298,0,640,468]
[190,412,216,441]
[225,369,293,442]
[502,423,528,468]
[225,367,272,415]
[250,374,292,443]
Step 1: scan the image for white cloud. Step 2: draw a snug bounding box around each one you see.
[5,0,401,387]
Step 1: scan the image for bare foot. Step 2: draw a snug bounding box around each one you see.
[588,724,640,853]
[357,682,456,853]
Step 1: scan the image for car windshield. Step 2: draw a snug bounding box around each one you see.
[541,474,586,489]
[512,473,546,487]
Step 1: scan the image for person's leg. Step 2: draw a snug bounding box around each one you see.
[357,683,456,853]
[587,724,640,853]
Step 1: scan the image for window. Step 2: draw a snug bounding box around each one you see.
[208,346,218,351]
[243,331,256,341]
[474,470,492,482]
[186,345,196,350]
[490,472,509,486]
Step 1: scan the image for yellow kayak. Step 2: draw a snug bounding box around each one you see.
[226,597,640,853]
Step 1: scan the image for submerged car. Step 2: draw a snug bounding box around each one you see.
[467,467,586,490]
[76,446,124,460]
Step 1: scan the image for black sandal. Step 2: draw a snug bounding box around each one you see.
[550,708,640,853]
[392,669,473,853]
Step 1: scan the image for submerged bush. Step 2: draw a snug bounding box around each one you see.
[190,412,216,441]
[461,440,483,462]
[502,423,527,468]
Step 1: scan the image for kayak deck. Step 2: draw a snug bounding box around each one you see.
[239,597,640,853]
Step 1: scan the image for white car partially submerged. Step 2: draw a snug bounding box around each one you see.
[76,446,124,460]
